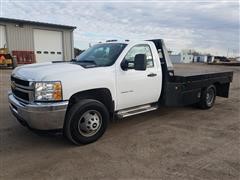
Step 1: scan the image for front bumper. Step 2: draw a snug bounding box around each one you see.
[8,92,68,130]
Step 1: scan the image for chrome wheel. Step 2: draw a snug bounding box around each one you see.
[206,88,215,106]
[78,110,102,137]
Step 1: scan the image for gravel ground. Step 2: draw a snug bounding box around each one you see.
[0,64,239,180]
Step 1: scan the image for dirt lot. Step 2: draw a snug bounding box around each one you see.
[0,64,239,180]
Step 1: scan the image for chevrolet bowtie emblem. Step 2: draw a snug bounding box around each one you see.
[11,81,16,89]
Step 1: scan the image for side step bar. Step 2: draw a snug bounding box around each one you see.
[117,104,158,118]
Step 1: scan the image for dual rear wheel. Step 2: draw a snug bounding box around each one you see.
[197,85,216,109]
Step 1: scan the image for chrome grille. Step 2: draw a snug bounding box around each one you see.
[11,76,34,103]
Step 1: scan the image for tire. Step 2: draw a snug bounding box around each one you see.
[64,99,109,145]
[197,85,216,109]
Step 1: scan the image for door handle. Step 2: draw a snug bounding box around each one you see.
[147,73,157,77]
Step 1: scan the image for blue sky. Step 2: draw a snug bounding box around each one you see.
[0,0,239,56]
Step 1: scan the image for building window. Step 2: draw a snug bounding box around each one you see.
[57,52,61,55]
[36,51,41,54]
[50,51,55,54]
[43,51,48,54]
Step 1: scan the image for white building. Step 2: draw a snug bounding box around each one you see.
[168,50,216,64]
[193,55,214,63]
[169,54,181,64]
[181,50,193,63]
[169,50,193,64]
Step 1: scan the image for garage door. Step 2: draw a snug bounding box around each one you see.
[0,25,6,48]
[33,29,63,63]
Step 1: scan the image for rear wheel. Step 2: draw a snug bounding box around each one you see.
[197,85,216,109]
[64,99,109,145]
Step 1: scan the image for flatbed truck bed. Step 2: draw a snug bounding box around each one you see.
[149,39,233,107]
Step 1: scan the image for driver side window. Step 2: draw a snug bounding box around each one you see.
[124,44,154,68]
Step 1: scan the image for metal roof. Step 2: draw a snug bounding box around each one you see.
[0,17,76,30]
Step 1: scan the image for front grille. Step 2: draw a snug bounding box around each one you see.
[12,88,30,101]
[11,76,33,103]
[11,76,29,87]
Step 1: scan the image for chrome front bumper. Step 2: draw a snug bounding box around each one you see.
[8,92,68,130]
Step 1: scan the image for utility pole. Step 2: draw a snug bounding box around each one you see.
[227,48,229,57]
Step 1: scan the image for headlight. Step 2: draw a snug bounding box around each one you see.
[34,81,62,101]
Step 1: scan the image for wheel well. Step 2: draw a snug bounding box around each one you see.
[67,88,114,115]
[214,82,230,97]
[214,82,220,91]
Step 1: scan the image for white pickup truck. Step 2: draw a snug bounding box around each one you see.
[8,39,233,145]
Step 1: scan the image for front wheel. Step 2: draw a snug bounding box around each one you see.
[197,85,216,109]
[64,99,109,145]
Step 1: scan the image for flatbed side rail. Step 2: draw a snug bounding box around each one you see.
[161,72,233,106]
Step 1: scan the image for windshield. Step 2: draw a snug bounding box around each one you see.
[75,43,127,67]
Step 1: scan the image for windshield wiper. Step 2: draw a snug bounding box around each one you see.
[78,60,96,65]
[71,58,77,62]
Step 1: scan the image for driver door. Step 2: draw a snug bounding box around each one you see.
[116,44,161,110]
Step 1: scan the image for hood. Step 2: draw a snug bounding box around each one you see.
[12,62,84,81]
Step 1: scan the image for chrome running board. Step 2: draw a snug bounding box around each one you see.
[117,104,158,118]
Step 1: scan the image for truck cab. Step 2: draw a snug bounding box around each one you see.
[8,39,233,145]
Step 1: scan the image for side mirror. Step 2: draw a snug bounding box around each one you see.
[120,60,129,71]
[134,54,147,71]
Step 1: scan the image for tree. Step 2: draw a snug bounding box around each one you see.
[74,48,84,57]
